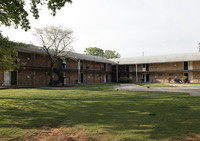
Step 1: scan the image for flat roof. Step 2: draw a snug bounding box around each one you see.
[110,52,200,64]
[16,45,116,64]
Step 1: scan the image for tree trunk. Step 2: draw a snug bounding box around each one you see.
[49,60,54,86]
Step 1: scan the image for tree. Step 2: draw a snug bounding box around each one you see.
[33,25,74,86]
[0,32,26,71]
[84,47,121,59]
[0,0,72,31]
[84,47,104,58]
[104,50,120,59]
[0,0,72,71]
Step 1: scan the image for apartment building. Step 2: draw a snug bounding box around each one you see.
[1,45,200,87]
[111,53,200,83]
[0,46,114,87]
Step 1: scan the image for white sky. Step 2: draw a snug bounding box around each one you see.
[1,0,200,57]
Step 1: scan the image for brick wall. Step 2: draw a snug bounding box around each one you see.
[0,72,3,86]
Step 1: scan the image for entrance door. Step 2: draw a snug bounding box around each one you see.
[142,74,149,82]
[4,71,18,86]
[11,71,17,85]
[4,71,11,86]
[81,73,84,83]
[146,74,150,82]
[106,74,108,83]
[183,73,189,83]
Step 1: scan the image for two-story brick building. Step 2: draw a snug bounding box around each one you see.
[0,46,115,87]
[111,53,200,83]
[1,45,200,87]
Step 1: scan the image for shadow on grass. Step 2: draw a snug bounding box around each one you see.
[0,88,200,140]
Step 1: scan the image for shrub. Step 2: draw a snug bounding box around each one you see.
[174,78,181,83]
[168,77,172,83]
[118,77,132,83]
[182,76,189,83]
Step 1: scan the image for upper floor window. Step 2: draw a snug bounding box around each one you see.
[104,63,108,71]
[142,64,149,71]
[62,60,67,69]
[184,62,188,70]
[126,65,129,72]
[80,60,83,70]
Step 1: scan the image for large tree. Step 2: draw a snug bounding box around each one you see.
[84,47,104,58]
[33,25,74,86]
[104,50,120,59]
[0,0,72,71]
[0,0,72,31]
[84,47,121,59]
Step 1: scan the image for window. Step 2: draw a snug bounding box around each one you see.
[184,62,188,70]
[158,73,162,76]
[146,64,149,71]
[169,73,173,76]
[142,64,149,71]
[80,61,83,70]
[62,60,67,69]
[104,63,108,71]
[126,65,129,72]
[127,74,129,78]
[142,64,146,71]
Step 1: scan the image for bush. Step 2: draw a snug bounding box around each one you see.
[118,77,132,83]
[168,77,172,83]
[182,76,189,83]
[174,78,182,83]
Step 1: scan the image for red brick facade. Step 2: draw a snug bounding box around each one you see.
[1,49,200,87]
[117,61,200,83]
[0,51,112,87]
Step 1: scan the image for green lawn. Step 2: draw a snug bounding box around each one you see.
[1,85,200,140]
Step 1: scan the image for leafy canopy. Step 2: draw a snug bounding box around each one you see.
[104,50,120,59]
[0,32,26,70]
[0,0,72,71]
[0,0,72,31]
[84,47,120,59]
[84,47,104,58]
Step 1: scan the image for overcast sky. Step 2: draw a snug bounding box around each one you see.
[1,0,200,57]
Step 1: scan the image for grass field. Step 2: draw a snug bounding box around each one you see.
[1,84,200,140]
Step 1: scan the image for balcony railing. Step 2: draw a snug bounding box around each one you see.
[119,69,200,73]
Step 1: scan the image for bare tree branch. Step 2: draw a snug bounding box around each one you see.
[33,25,74,86]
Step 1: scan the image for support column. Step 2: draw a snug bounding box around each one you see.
[136,64,138,82]
[78,60,81,84]
[116,65,119,83]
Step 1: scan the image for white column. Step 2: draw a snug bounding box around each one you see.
[78,60,81,84]
[4,71,11,86]
[136,64,138,82]
[116,65,118,82]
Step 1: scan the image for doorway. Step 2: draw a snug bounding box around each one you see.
[146,74,150,82]
[142,73,150,82]
[4,71,18,86]
[80,73,84,83]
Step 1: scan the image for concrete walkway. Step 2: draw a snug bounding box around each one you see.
[112,84,200,96]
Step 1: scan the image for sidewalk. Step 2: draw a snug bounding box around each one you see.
[113,84,200,96]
